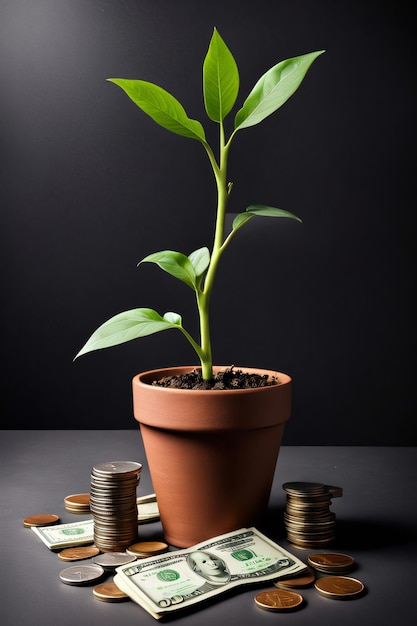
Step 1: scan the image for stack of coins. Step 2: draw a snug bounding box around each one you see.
[282,482,342,549]
[90,461,142,552]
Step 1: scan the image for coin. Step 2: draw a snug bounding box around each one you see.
[314,576,365,599]
[308,553,355,573]
[92,461,142,477]
[90,461,142,552]
[93,552,137,569]
[254,589,304,611]
[288,537,334,544]
[126,541,168,557]
[58,546,100,562]
[59,564,105,586]
[283,482,325,494]
[93,581,130,602]
[274,566,316,589]
[64,493,90,506]
[23,514,60,527]
[64,493,91,513]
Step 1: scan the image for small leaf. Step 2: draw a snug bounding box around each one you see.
[246,204,302,222]
[203,28,240,122]
[108,78,206,141]
[234,50,325,131]
[232,205,302,232]
[232,213,253,230]
[74,309,180,358]
[163,311,182,325]
[139,250,196,289]
[188,247,210,277]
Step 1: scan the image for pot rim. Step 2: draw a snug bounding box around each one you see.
[132,366,292,431]
[134,365,291,394]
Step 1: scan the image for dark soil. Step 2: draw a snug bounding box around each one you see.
[152,367,280,390]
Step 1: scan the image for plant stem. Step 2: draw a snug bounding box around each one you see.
[199,122,231,380]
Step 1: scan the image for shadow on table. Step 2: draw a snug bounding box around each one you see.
[334,518,416,550]
[259,505,416,552]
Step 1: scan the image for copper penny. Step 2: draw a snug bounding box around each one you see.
[126,541,168,556]
[64,493,90,506]
[23,514,60,527]
[315,576,365,599]
[275,566,316,589]
[58,546,100,561]
[308,552,355,572]
[254,589,304,611]
[93,581,130,602]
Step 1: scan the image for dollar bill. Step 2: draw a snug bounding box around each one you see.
[31,519,94,549]
[114,527,307,619]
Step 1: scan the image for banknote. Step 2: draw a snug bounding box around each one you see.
[31,519,94,549]
[114,527,307,619]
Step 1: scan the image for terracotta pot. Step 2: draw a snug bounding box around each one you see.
[132,366,292,548]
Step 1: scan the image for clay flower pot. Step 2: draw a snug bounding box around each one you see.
[132,366,292,548]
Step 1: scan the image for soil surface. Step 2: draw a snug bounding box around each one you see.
[151,367,280,390]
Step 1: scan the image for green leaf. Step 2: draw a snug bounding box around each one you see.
[139,250,197,289]
[231,213,253,230]
[74,309,180,358]
[234,50,325,131]
[203,28,239,122]
[188,247,210,277]
[163,311,182,325]
[107,78,206,141]
[232,205,302,231]
[246,205,302,221]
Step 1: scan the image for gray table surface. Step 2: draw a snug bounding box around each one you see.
[1,430,416,625]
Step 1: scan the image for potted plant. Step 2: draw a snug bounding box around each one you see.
[75,28,324,547]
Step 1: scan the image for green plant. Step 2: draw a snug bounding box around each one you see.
[75,28,324,380]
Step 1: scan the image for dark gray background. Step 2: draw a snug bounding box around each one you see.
[1,0,415,443]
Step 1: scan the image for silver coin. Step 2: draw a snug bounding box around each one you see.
[92,461,142,477]
[91,481,139,489]
[59,564,105,585]
[93,552,137,569]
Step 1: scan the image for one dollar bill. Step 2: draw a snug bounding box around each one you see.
[114,527,307,619]
[31,519,94,549]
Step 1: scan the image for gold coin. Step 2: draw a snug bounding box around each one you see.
[23,514,60,527]
[93,581,130,602]
[254,589,304,611]
[126,541,168,556]
[58,546,100,561]
[308,552,355,572]
[314,576,365,599]
[275,566,316,589]
[283,482,325,494]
